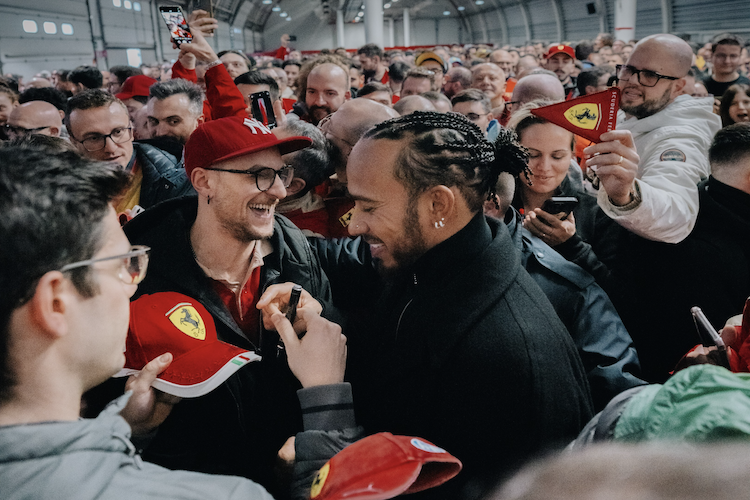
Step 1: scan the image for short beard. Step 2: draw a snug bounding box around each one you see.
[362,68,376,80]
[620,85,672,119]
[308,105,332,126]
[214,197,274,243]
[374,196,428,281]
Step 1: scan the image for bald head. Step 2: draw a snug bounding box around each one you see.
[632,34,693,77]
[308,63,349,92]
[394,95,437,115]
[331,98,399,145]
[489,49,515,76]
[26,78,52,89]
[515,55,541,80]
[512,74,565,109]
[324,99,399,183]
[8,101,63,137]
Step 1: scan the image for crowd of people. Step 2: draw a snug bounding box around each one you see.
[3,9,750,500]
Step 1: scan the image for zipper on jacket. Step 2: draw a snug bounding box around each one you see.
[395,273,418,341]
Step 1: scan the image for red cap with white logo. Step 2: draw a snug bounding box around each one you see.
[184,116,312,178]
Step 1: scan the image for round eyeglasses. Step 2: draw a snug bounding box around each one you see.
[202,165,295,192]
[59,245,150,285]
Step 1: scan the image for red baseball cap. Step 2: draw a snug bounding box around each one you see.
[114,292,260,398]
[184,116,312,179]
[310,433,462,500]
[115,74,158,100]
[545,44,575,59]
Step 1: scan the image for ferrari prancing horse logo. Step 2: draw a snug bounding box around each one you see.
[167,303,206,340]
[564,103,601,130]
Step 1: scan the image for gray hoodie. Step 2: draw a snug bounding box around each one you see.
[0,393,273,500]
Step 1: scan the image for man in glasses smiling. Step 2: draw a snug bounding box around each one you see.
[65,89,193,215]
[112,115,344,493]
[584,34,721,244]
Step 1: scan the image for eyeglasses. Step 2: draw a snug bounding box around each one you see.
[615,64,679,88]
[318,114,356,148]
[202,165,295,191]
[72,127,133,152]
[60,245,150,285]
[4,124,50,139]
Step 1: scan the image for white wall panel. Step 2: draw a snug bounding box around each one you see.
[561,0,599,42]
[437,18,460,45]
[0,4,93,77]
[634,2,662,41]
[504,5,527,46]
[673,0,750,39]
[100,0,156,48]
[528,0,558,42]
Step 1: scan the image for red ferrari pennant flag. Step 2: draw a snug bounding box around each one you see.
[530,88,620,143]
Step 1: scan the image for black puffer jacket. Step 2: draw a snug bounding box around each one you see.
[133,142,194,208]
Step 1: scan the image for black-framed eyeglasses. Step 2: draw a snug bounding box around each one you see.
[202,165,295,192]
[4,124,50,139]
[59,245,150,285]
[615,64,679,88]
[72,127,133,152]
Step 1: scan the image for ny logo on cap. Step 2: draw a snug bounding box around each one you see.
[243,118,272,135]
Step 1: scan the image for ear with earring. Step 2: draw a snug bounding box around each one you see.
[434,217,445,229]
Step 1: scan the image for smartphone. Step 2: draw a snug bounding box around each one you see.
[159,6,193,47]
[541,196,578,219]
[286,284,303,332]
[194,0,215,36]
[288,35,297,42]
[250,90,277,129]
[691,306,731,369]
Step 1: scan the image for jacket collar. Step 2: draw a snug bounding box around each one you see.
[408,211,492,289]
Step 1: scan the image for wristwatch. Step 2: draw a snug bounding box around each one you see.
[611,181,642,210]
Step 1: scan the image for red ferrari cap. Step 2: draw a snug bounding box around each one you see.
[545,44,575,60]
[310,433,462,500]
[115,74,158,100]
[114,292,260,398]
[183,116,312,179]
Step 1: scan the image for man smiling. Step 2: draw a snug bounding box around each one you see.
[315,113,593,499]
[66,90,192,214]
[585,34,721,243]
[115,116,339,494]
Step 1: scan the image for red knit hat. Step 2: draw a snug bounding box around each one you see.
[115,74,158,100]
[183,116,311,179]
[114,292,260,398]
[544,44,575,59]
[310,433,462,500]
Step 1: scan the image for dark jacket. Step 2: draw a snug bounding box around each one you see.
[612,177,750,382]
[316,214,594,499]
[133,142,194,209]
[513,173,623,288]
[506,209,646,411]
[118,196,334,496]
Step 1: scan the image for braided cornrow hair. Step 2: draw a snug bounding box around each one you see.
[363,111,530,212]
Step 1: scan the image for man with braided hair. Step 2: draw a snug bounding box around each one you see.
[311,112,593,500]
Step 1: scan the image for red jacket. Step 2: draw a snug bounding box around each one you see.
[171,59,247,121]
